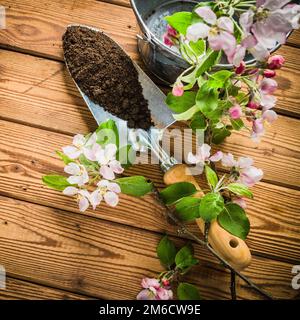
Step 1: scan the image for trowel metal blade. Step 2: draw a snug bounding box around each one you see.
[63,24,175,132]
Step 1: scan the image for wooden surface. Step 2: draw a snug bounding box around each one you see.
[0,0,299,300]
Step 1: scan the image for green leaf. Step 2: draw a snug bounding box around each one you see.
[160,182,197,205]
[196,84,221,121]
[199,192,224,222]
[166,91,196,113]
[42,175,73,191]
[116,145,135,169]
[175,244,198,270]
[207,70,233,88]
[175,197,201,222]
[177,283,201,300]
[56,150,73,165]
[189,39,206,57]
[173,105,199,121]
[205,165,218,190]
[212,126,231,144]
[78,154,99,171]
[196,50,221,77]
[226,183,253,199]
[165,12,193,35]
[115,176,153,197]
[218,203,250,240]
[230,118,244,131]
[96,119,119,147]
[190,113,207,131]
[157,235,177,268]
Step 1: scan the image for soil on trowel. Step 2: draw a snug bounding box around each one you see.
[63,26,152,130]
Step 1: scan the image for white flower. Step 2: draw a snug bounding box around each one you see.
[96,144,124,180]
[63,187,91,212]
[64,163,89,187]
[89,180,121,208]
[188,144,222,166]
[62,133,97,160]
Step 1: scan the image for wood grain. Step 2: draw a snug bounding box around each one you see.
[0,119,299,263]
[0,50,300,188]
[99,0,130,7]
[0,277,92,300]
[0,195,298,300]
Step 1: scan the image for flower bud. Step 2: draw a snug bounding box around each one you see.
[163,33,173,47]
[267,55,285,70]
[235,61,246,75]
[167,25,177,38]
[263,69,276,78]
[172,82,184,97]
[247,101,259,109]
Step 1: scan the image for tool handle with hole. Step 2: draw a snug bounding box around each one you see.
[163,164,252,271]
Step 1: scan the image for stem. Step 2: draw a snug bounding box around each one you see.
[230,271,237,300]
[152,187,274,300]
[204,222,210,243]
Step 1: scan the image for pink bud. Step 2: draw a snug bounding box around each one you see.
[267,55,285,70]
[163,33,173,47]
[235,61,246,75]
[162,279,170,287]
[247,101,260,109]
[263,69,276,78]
[172,82,184,97]
[167,25,177,38]
[229,105,242,119]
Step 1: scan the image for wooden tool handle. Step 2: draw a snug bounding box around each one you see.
[163,164,251,271]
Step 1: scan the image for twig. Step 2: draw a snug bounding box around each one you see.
[230,271,237,300]
[152,187,273,300]
[204,222,210,243]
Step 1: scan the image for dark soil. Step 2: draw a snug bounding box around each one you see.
[62,26,152,130]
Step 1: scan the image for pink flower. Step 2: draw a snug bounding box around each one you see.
[268,55,285,69]
[163,33,173,47]
[89,180,121,208]
[167,25,177,38]
[137,278,173,301]
[232,197,247,209]
[263,69,276,78]
[235,61,246,75]
[229,104,242,119]
[172,82,184,97]
[188,144,222,166]
[260,93,277,111]
[186,7,236,63]
[260,78,278,94]
[222,154,263,186]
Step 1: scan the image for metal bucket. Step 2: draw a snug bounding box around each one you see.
[130,0,294,85]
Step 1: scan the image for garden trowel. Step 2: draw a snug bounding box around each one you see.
[63,24,251,271]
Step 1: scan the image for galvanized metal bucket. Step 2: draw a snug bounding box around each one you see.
[130,0,293,85]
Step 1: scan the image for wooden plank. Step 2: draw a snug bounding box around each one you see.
[287,30,300,48]
[0,0,139,61]
[0,49,299,188]
[0,119,299,263]
[0,2,300,116]
[0,195,298,300]
[99,0,130,8]
[0,277,91,299]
